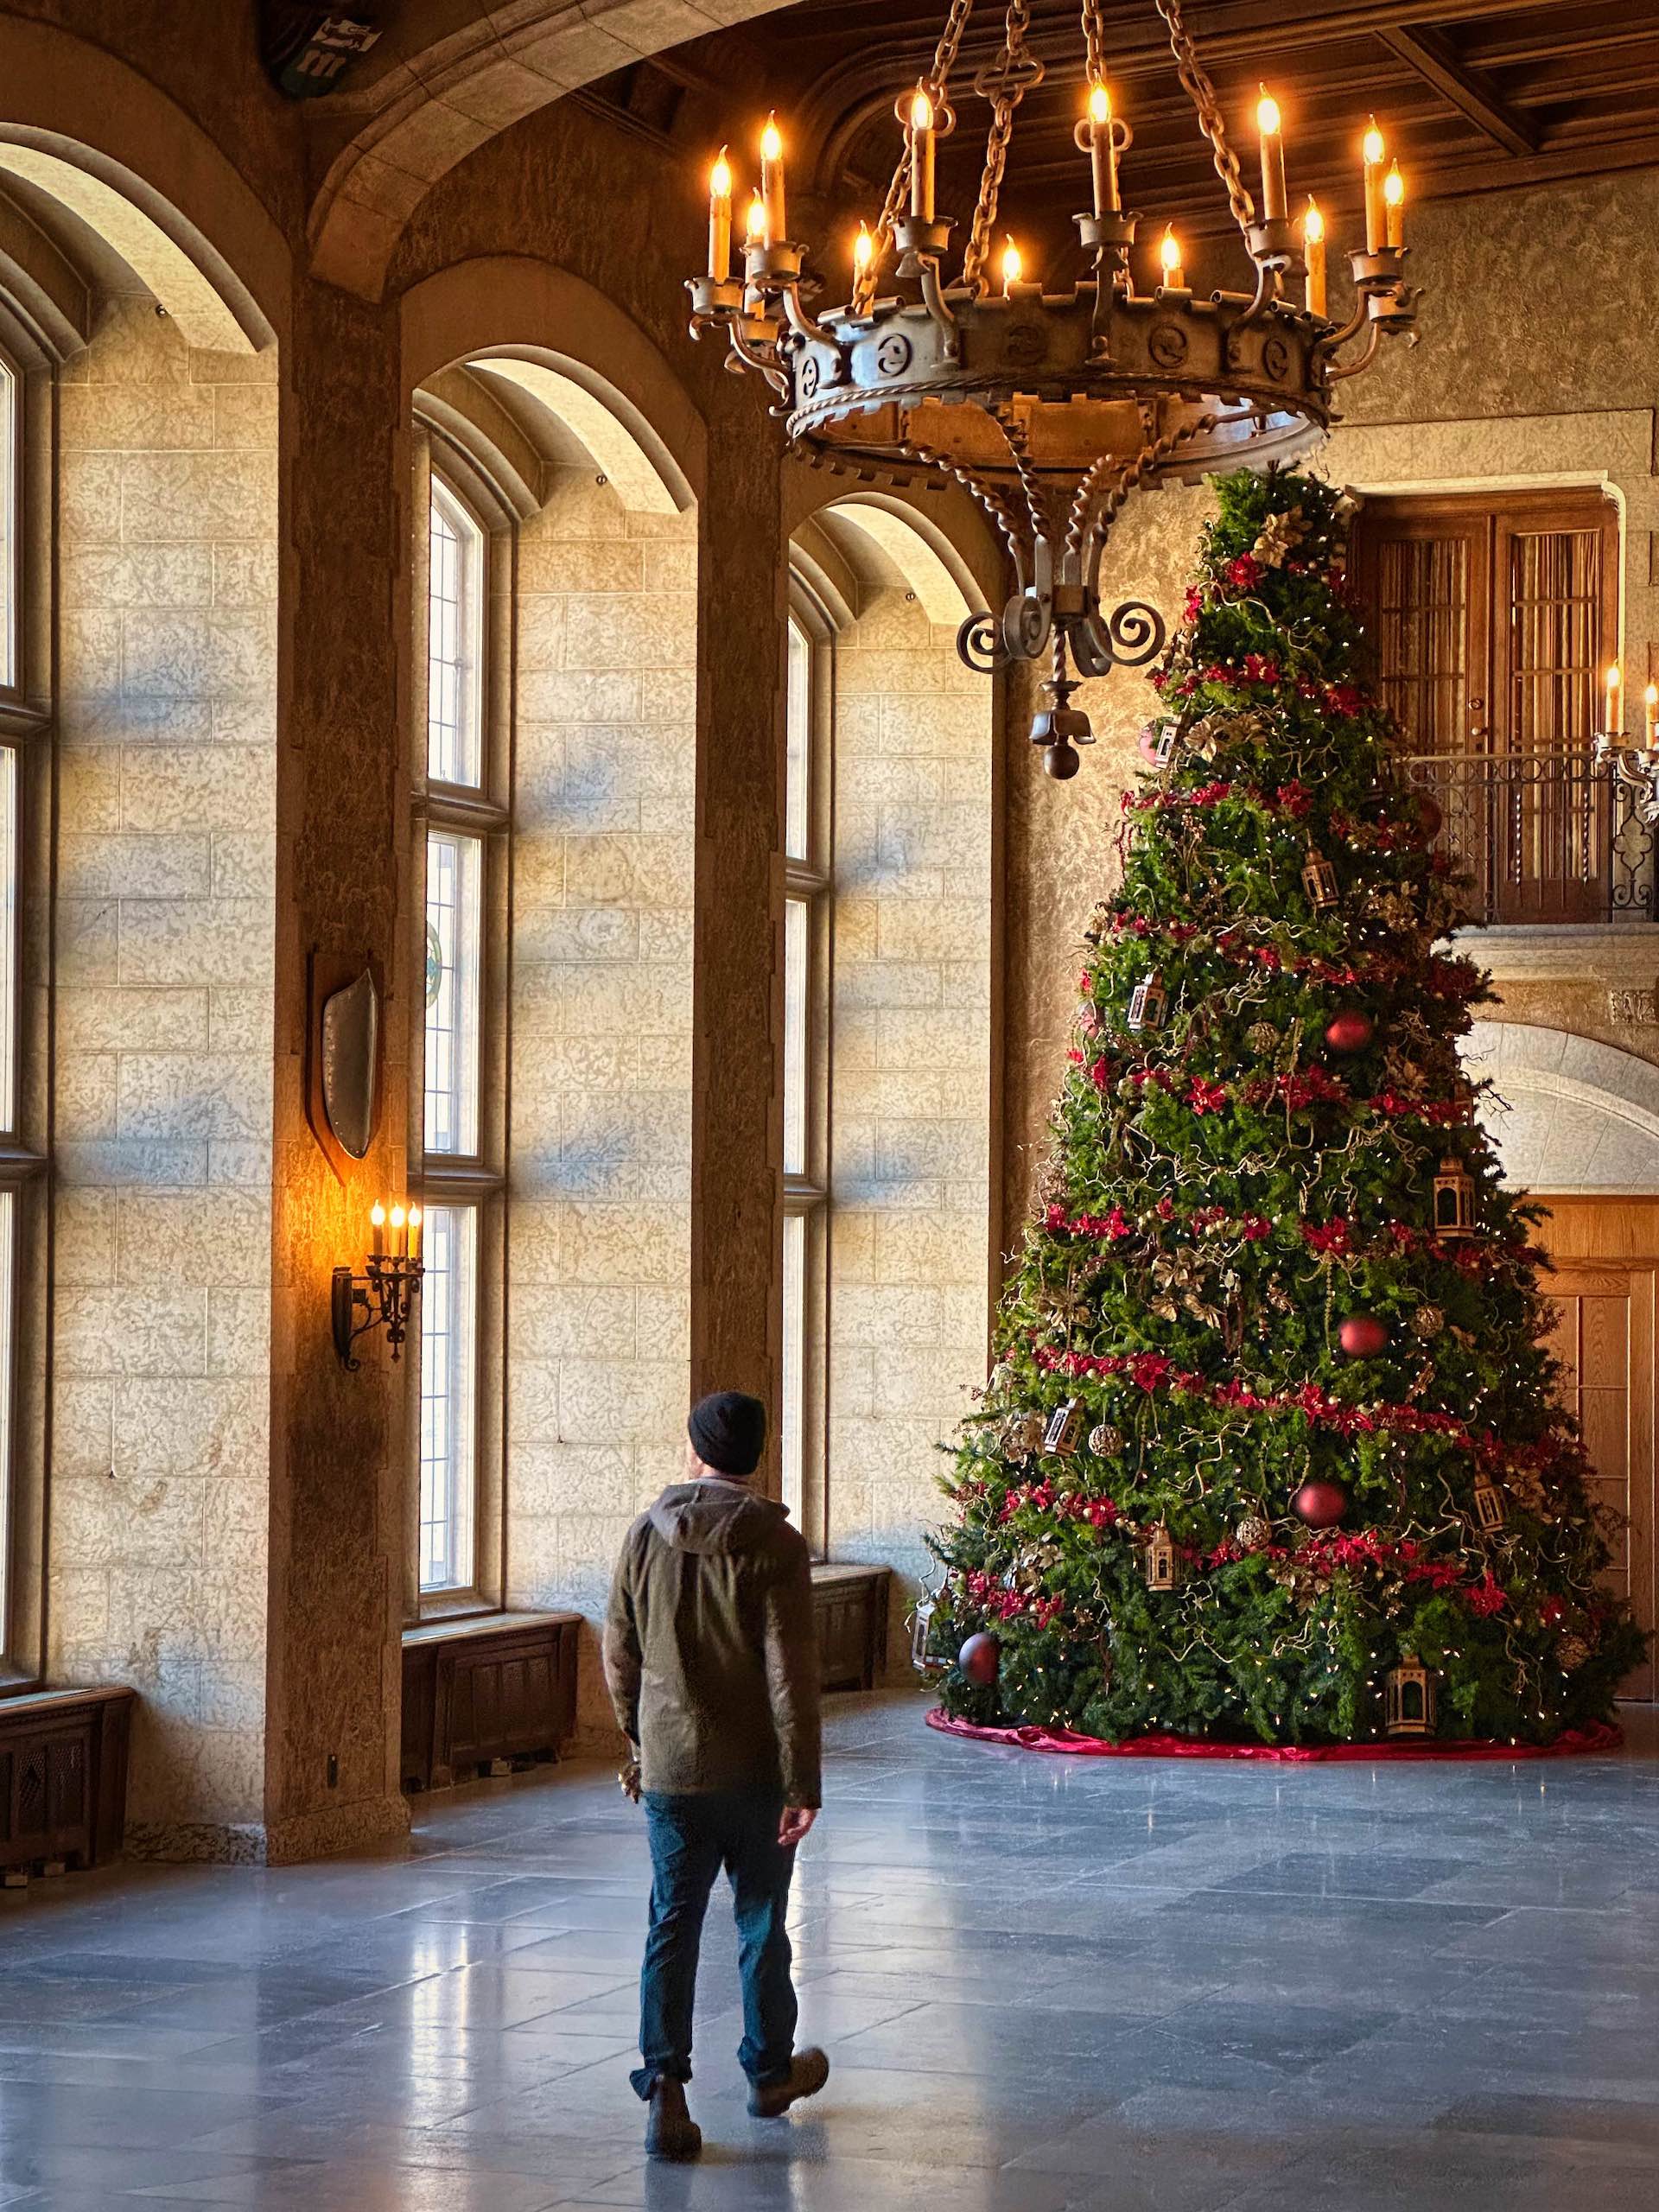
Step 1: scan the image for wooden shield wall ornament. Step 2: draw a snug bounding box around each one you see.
[306,953,385,1183]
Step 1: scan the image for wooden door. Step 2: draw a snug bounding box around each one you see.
[1535,1198,1659,1700]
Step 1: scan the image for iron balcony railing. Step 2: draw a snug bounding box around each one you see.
[1401,750,1652,926]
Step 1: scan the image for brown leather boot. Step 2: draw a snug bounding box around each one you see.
[747,2047,830,2119]
[644,2075,702,2160]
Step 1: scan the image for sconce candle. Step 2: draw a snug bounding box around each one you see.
[1646,683,1657,747]
[1301,196,1326,315]
[334,1198,426,1370]
[370,1199,385,1258]
[760,112,785,245]
[389,1202,406,1260]
[1256,88,1287,222]
[1363,116,1387,252]
[908,85,936,222]
[1606,662,1623,735]
[408,1205,423,1263]
[708,147,733,281]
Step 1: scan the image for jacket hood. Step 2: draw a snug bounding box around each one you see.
[648,1479,790,1556]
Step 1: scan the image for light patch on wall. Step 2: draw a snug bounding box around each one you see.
[0,143,252,353]
[826,500,975,625]
[471,358,678,517]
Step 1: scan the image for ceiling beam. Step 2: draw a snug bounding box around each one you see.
[1376,23,1539,155]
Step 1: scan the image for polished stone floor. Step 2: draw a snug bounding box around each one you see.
[3,1691,1658,2209]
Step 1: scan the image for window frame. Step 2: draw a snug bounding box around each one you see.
[780,589,835,1557]
[409,435,513,1623]
[0,338,52,1690]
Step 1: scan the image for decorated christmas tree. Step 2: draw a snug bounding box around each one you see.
[931,467,1645,1748]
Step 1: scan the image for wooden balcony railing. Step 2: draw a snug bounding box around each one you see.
[1401,751,1652,926]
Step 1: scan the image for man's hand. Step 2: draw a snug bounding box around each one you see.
[778,1804,817,1849]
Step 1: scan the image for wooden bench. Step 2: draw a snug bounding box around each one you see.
[811,1562,891,1694]
[402,1611,582,1792]
[0,1686,134,1879]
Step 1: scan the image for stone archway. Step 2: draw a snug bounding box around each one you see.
[1463,1020,1659,1192]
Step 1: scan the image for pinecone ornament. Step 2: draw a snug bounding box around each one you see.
[1246,1020,1279,1056]
[1557,1634,1591,1673]
[1411,1305,1446,1340]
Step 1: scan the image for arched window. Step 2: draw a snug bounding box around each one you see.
[416,461,507,1604]
[781,601,830,1547]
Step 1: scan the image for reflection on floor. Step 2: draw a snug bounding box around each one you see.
[2,1692,1658,2209]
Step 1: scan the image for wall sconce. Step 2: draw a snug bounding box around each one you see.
[333,1202,424,1370]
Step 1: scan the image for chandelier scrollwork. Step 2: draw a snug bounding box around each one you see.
[687,0,1421,776]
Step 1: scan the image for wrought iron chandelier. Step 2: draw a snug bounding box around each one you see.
[687,0,1421,776]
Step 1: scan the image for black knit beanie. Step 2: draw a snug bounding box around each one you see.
[687,1390,767,1477]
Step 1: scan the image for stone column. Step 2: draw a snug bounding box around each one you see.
[689,395,789,1432]
[262,277,411,1863]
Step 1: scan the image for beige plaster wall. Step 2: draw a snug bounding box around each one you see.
[827,586,992,1608]
[505,464,696,1732]
[48,297,277,1850]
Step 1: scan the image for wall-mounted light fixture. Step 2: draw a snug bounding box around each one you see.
[333,1202,424,1370]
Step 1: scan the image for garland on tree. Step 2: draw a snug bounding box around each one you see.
[928,467,1647,1748]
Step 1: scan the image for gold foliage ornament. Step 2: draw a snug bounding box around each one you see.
[1006,1411,1046,1461]
[1250,506,1306,569]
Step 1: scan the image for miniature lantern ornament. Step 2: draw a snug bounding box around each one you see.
[1044,1399,1084,1456]
[1127,972,1168,1033]
[910,1572,946,1672]
[1472,1471,1507,1534]
[1384,1654,1436,1737]
[1301,848,1339,911]
[1433,1157,1477,1238]
[1145,1523,1178,1591]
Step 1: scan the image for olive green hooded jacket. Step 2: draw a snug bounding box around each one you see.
[602,1478,822,1808]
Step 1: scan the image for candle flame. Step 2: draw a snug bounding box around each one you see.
[408,1205,422,1229]
[1383,159,1405,207]
[1363,116,1385,168]
[853,220,874,271]
[1302,195,1325,245]
[1646,683,1656,706]
[746,192,766,242]
[1088,80,1111,127]
[1608,664,1623,689]
[760,113,783,162]
[370,1201,385,1227]
[390,1203,405,1230]
[1257,87,1281,137]
[1160,225,1182,276]
[710,147,732,199]
[1000,236,1022,291]
[910,85,933,132]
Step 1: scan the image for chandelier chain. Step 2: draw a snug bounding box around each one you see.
[1081,0,1107,87]
[962,0,1038,293]
[1154,0,1255,237]
[855,0,981,311]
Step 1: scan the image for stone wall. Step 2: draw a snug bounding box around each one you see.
[48,296,278,1849]
[827,586,992,1605]
[505,464,697,1731]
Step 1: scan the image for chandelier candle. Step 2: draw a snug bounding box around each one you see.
[1256,89,1287,222]
[1302,197,1326,315]
[1001,236,1022,295]
[1384,160,1405,250]
[1159,225,1185,290]
[853,220,874,278]
[707,148,732,283]
[1363,116,1388,251]
[760,112,785,245]
[1086,80,1118,215]
[909,86,936,222]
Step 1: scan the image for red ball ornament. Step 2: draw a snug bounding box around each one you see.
[1324,1010,1374,1055]
[958,1632,1001,1686]
[1293,1478,1351,1529]
[1338,1314,1389,1357]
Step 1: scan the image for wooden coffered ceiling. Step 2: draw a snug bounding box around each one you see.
[586,1,1659,249]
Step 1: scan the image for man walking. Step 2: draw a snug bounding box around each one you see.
[603,1389,828,2162]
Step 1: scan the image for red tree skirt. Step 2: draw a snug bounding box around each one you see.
[925,1707,1623,1763]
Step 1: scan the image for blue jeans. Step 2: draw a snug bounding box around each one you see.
[630,1789,799,2098]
